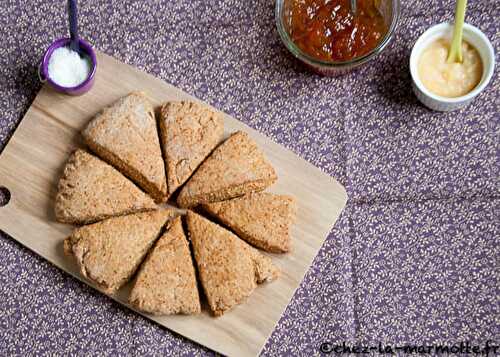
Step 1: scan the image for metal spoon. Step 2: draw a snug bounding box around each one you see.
[67,0,80,54]
[447,0,467,63]
[350,0,357,14]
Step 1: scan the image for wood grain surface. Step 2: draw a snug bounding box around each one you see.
[0,52,347,357]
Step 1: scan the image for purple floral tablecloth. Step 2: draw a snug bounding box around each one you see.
[0,0,498,356]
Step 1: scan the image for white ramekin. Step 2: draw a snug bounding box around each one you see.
[410,22,495,112]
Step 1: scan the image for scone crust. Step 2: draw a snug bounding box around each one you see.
[82,92,168,202]
[129,217,201,315]
[202,192,297,253]
[186,211,279,316]
[177,131,277,208]
[159,101,224,195]
[55,149,156,224]
[65,209,176,293]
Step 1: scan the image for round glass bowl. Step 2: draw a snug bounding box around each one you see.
[275,0,400,76]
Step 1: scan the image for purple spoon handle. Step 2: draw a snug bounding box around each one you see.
[68,0,80,53]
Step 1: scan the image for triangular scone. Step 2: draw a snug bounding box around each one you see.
[159,101,224,196]
[82,92,168,202]
[186,211,279,316]
[64,209,176,294]
[202,192,297,253]
[55,149,156,225]
[129,217,201,315]
[177,131,277,208]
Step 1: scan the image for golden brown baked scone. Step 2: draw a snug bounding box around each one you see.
[82,92,168,202]
[159,101,224,195]
[202,192,297,253]
[64,209,176,294]
[55,149,157,225]
[129,217,201,315]
[185,211,279,316]
[177,131,277,208]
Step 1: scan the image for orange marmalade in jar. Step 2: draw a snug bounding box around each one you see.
[284,0,388,62]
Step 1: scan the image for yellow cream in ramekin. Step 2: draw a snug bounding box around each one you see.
[418,38,483,98]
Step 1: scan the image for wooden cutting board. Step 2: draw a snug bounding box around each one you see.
[0,52,347,356]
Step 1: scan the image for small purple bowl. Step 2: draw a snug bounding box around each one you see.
[39,37,97,96]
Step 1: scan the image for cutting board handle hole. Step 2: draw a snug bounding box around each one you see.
[0,187,11,207]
